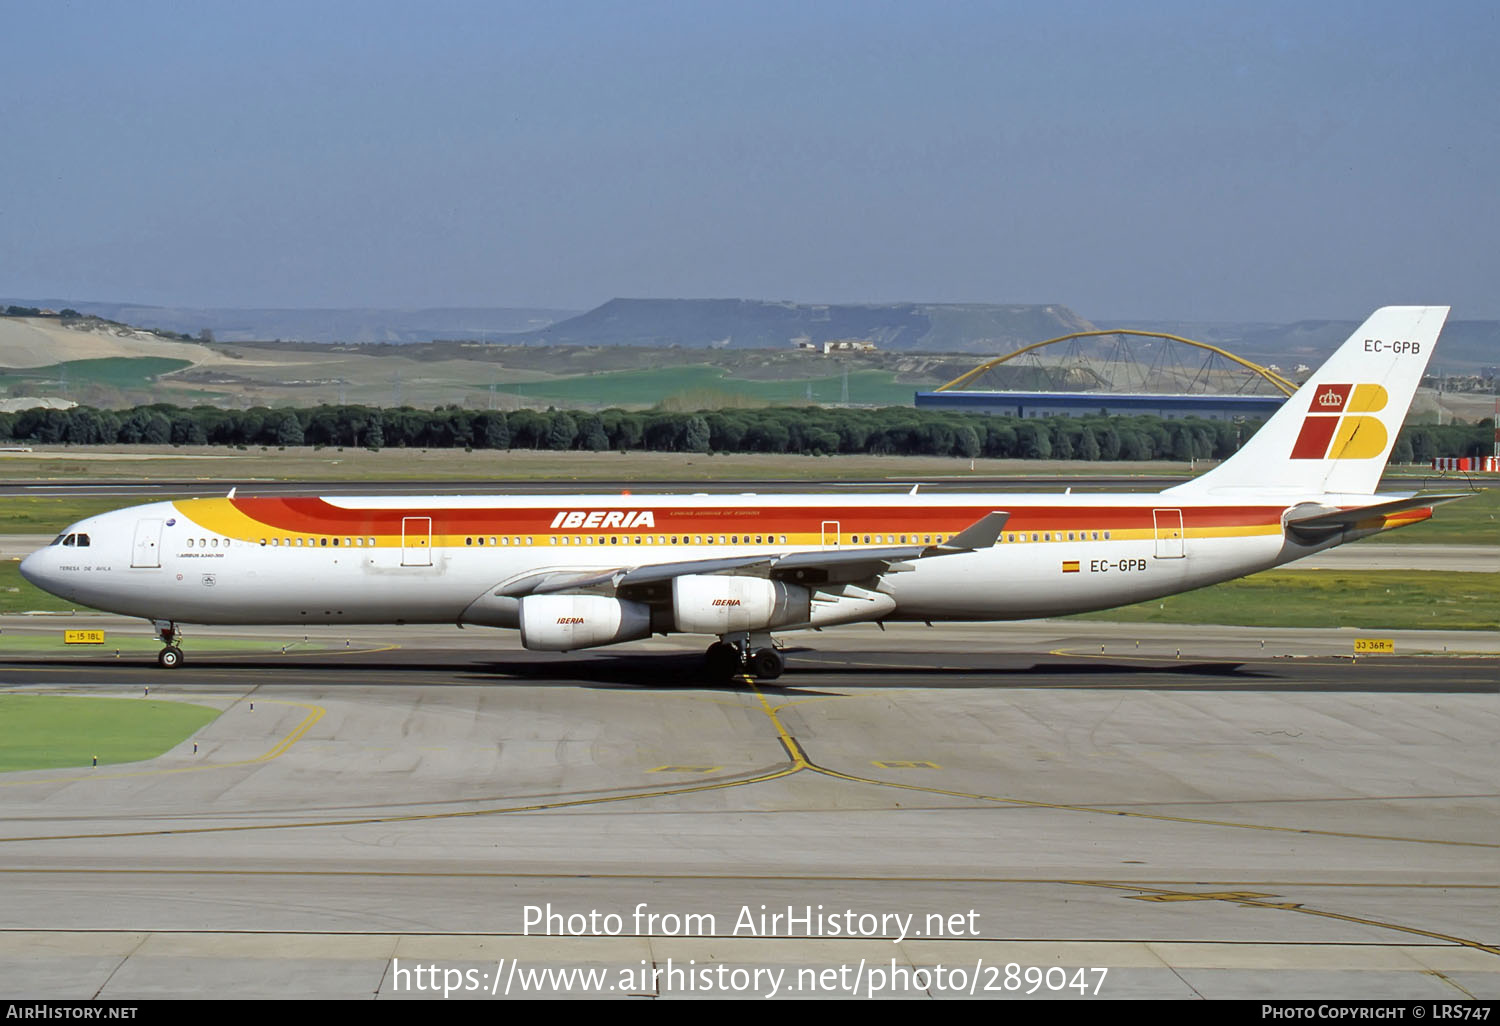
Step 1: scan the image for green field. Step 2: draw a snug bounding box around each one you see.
[497,366,918,406]
[0,447,1198,484]
[0,496,139,532]
[0,694,220,771]
[1069,570,1500,631]
[0,560,95,613]
[0,357,191,391]
[0,633,344,655]
[0,467,1491,547]
[1362,486,1499,545]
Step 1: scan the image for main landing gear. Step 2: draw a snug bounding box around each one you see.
[704,633,784,681]
[152,620,184,669]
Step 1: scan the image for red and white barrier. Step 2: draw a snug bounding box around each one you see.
[1432,456,1500,472]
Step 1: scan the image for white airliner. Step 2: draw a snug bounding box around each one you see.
[20,306,1463,679]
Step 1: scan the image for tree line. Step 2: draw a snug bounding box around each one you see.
[0,403,1491,461]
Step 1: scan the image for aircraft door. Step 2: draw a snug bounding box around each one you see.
[821,520,841,549]
[1153,508,1185,559]
[402,516,433,566]
[131,518,163,568]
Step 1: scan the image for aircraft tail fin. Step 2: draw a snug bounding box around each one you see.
[1168,306,1448,497]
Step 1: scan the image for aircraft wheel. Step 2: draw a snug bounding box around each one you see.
[749,647,784,681]
[158,646,184,669]
[704,642,742,680]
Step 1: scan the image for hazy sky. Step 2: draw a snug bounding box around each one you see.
[3,0,1496,321]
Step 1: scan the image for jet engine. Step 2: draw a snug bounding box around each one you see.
[517,594,652,651]
[671,574,811,634]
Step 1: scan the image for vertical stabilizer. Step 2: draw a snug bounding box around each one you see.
[1168,306,1448,497]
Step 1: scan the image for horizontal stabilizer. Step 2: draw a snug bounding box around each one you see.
[1284,492,1472,541]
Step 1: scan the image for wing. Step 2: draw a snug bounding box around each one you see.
[495,511,1010,600]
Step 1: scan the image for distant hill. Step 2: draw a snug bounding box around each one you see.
[502,299,1094,353]
[6,293,1490,372]
[1102,318,1499,374]
[0,299,577,344]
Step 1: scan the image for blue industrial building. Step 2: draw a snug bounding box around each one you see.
[913,391,1286,420]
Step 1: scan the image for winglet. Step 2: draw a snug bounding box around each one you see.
[932,511,1009,553]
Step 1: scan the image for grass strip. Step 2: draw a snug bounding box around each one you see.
[0,694,220,772]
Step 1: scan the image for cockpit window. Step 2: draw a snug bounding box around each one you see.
[76,533,90,547]
[51,534,66,546]
[62,534,75,547]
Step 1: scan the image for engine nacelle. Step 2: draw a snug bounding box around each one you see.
[672,574,811,634]
[518,594,652,651]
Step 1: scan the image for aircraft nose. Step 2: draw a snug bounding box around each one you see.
[18,549,52,589]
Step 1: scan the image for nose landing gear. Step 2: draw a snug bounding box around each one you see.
[152,620,184,669]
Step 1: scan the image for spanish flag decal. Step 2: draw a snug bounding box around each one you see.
[1062,560,1080,573]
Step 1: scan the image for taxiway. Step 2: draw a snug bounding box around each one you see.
[0,621,1496,999]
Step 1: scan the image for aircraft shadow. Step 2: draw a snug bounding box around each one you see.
[1,652,1489,693]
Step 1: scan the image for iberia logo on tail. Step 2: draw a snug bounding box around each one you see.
[1290,383,1390,460]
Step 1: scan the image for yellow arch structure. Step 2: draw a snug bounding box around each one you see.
[935,329,1298,396]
